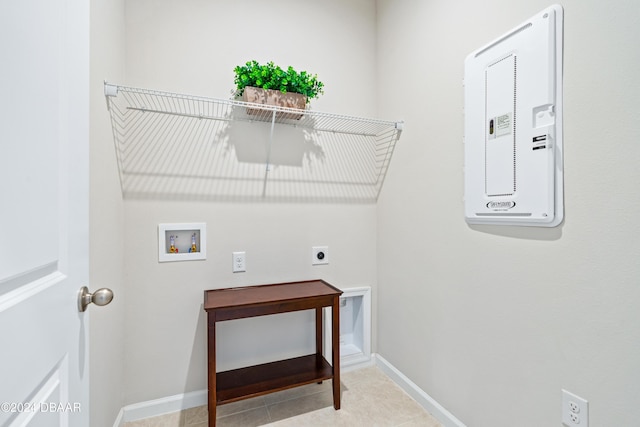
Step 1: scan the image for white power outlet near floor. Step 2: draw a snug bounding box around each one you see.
[562,389,588,427]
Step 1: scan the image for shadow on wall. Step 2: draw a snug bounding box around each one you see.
[105,86,400,204]
[468,223,563,240]
[184,304,207,395]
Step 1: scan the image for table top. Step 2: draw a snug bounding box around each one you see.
[204,280,342,311]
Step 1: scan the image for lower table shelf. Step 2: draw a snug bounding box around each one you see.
[216,353,333,404]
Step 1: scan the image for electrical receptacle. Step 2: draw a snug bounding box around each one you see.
[232,251,246,273]
[562,389,588,427]
[569,402,580,413]
[312,246,329,265]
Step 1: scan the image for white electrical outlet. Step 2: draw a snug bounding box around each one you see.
[562,389,588,427]
[312,246,329,265]
[232,251,246,273]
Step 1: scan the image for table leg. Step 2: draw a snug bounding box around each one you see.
[316,307,323,384]
[316,307,323,356]
[207,312,217,426]
[331,297,341,409]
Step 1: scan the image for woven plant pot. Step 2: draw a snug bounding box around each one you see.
[242,86,307,120]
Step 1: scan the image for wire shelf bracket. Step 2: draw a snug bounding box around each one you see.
[104,82,403,203]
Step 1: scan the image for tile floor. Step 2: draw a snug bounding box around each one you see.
[123,366,443,427]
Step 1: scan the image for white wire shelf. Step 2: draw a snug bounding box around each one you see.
[104,82,403,203]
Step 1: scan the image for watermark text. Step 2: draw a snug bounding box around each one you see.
[1,402,82,413]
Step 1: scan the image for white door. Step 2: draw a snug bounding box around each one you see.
[0,0,91,426]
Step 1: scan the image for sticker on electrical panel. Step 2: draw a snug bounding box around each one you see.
[488,113,512,140]
[495,113,512,137]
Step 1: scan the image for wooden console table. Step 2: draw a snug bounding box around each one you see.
[204,280,342,426]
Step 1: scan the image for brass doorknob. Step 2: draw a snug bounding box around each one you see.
[78,286,114,312]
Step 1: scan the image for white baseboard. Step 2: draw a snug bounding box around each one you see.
[112,408,124,427]
[121,389,207,423]
[116,355,464,426]
[373,353,467,427]
[116,358,374,423]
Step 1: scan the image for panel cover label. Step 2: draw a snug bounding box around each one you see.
[488,113,512,140]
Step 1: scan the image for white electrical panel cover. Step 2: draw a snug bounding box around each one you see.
[464,5,564,226]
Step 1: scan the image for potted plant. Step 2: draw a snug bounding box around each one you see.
[233,60,324,119]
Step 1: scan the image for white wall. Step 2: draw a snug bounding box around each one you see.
[94,1,640,424]
[376,1,640,426]
[121,0,379,405]
[89,0,126,425]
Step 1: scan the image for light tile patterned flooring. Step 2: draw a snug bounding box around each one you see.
[124,366,443,427]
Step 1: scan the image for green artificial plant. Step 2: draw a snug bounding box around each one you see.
[233,60,324,103]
